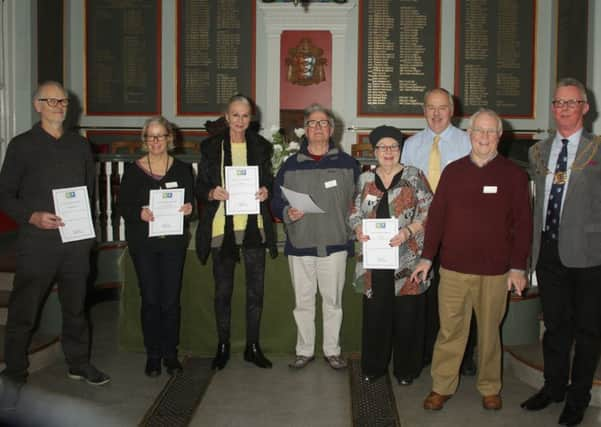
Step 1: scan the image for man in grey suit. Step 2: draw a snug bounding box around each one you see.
[521,78,601,427]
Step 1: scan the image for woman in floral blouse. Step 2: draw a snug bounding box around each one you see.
[349,125,433,385]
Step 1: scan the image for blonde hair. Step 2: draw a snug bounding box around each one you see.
[141,115,175,151]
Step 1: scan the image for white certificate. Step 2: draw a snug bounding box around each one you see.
[362,218,399,270]
[225,166,260,215]
[280,186,325,214]
[148,188,185,237]
[52,186,96,243]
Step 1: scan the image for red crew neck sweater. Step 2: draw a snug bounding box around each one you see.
[422,155,532,275]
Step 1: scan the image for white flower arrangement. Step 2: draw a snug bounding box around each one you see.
[270,125,304,175]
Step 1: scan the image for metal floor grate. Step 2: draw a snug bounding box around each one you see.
[141,357,213,427]
[349,356,401,427]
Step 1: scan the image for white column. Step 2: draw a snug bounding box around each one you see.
[117,161,125,241]
[94,162,101,240]
[104,161,113,242]
[0,0,36,167]
[588,0,601,135]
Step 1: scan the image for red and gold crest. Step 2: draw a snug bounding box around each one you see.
[285,38,327,86]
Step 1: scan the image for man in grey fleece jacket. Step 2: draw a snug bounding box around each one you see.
[271,104,360,370]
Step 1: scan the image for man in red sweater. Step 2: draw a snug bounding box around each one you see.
[411,108,532,411]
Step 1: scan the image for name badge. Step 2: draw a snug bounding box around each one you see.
[324,179,337,189]
[165,181,178,189]
[364,194,379,208]
[483,186,497,194]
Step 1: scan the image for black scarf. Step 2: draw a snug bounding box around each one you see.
[374,169,403,218]
[220,132,262,262]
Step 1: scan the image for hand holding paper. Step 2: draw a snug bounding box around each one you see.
[148,188,185,237]
[362,218,399,270]
[281,186,325,214]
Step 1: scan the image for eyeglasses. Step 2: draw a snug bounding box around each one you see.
[471,128,499,137]
[38,98,69,107]
[305,119,331,128]
[551,99,586,109]
[144,134,169,142]
[375,144,400,152]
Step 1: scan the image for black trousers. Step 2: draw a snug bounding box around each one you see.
[3,238,93,381]
[536,236,601,408]
[361,270,425,379]
[423,259,478,365]
[211,247,266,344]
[130,246,186,359]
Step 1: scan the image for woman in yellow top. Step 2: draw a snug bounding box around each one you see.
[195,95,277,370]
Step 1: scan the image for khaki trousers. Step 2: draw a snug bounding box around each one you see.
[288,252,347,357]
[431,268,508,396]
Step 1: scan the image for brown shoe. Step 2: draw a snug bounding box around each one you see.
[423,391,452,410]
[482,394,502,410]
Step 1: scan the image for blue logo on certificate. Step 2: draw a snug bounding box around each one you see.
[162,192,173,199]
[236,170,247,176]
[65,192,76,199]
[375,222,386,229]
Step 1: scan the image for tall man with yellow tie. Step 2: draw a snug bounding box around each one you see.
[401,88,472,371]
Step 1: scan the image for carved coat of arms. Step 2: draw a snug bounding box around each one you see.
[285,38,327,86]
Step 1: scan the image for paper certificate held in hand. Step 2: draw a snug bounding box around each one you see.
[280,186,325,214]
[225,166,260,215]
[362,218,399,270]
[148,188,185,237]
[52,186,96,243]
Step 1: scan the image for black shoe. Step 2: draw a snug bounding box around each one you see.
[460,357,477,376]
[163,358,183,376]
[558,403,586,426]
[362,373,384,383]
[520,389,564,411]
[244,343,273,369]
[67,364,111,386]
[0,378,23,411]
[212,342,230,370]
[145,358,161,377]
[396,377,413,386]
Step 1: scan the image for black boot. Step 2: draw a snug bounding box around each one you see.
[145,357,161,377]
[244,343,272,369]
[212,342,230,370]
[163,357,183,376]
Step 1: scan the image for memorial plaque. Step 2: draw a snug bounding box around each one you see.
[38,0,64,84]
[557,0,587,84]
[358,0,440,116]
[177,0,254,115]
[455,0,535,117]
[85,0,161,115]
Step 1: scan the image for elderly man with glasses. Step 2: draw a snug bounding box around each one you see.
[521,78,601,427]
[411,108,532,412]
[0,81,110,410]
[271,104,360,370]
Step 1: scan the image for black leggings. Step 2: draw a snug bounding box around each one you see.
[211,247,266,343]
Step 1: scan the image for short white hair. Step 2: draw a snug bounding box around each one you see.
[468,108,503,133]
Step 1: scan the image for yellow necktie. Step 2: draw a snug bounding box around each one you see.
[428,135,441,192]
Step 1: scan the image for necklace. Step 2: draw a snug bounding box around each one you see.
[147,154,169,178]
[531,135,601,176]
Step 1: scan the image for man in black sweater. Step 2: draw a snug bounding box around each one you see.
[0,82,110,410]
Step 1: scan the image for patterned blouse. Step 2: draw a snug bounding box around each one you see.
[349,165,433,297]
